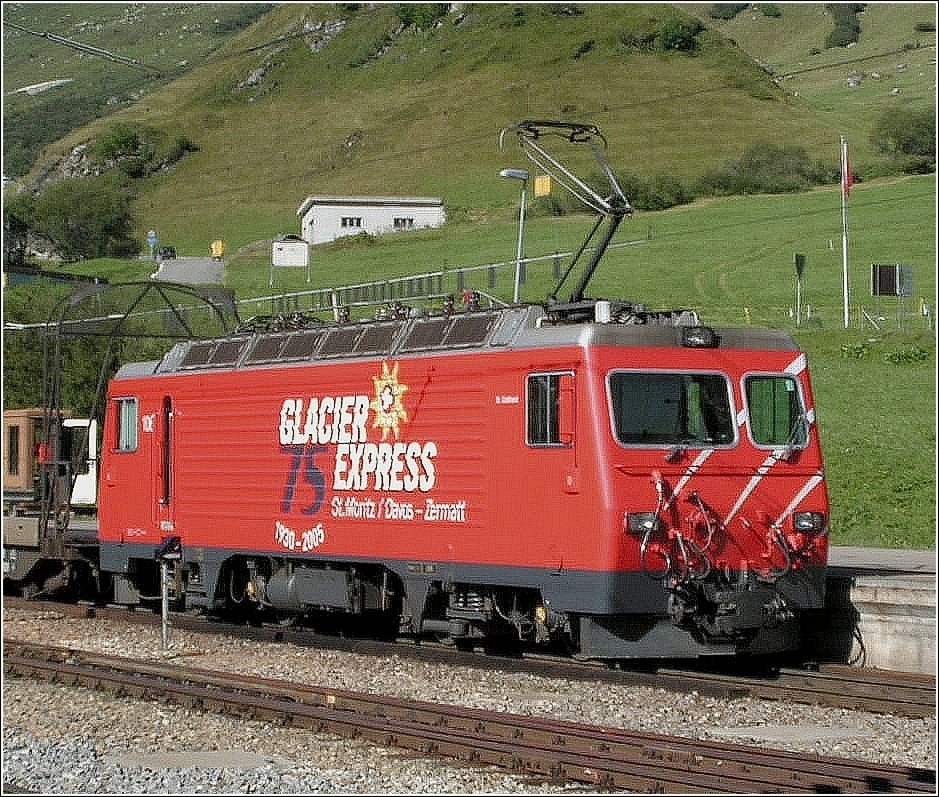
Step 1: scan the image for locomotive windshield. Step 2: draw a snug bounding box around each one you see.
[745,374,808,448]
[608,371,734,447]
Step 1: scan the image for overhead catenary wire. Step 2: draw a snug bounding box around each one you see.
[4,19,163,77]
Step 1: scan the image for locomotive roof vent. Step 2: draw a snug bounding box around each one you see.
[543,298,701,328]
[177,337,250,369]
[398,311,500,352]
[681,325,720,348]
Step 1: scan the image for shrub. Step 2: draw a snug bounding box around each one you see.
[825,3,864,49]
[884,345,930,364]
[573,39,595,59]
[620,11,704,53]
[696,142,820,196]
[91,125,199,178]
[2,192,34,266]
[871,107,936,167]
[620,29,658,51]
[841,342,870,359]
[709,4,748,20]
[532,171,694,215]
[165,135,200,166]
[616,173,693,211]
[395,3,449,29]
[28,176,140,260]
[93,124,141,161]
[657,16,705,52]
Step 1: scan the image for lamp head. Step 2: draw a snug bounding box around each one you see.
[499,168,529,181]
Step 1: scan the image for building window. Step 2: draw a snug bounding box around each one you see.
[7,424,19,476]
[393,217,415,230]
[340,217,362,229]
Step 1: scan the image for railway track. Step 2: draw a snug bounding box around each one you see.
[4,639,934,794]
[4,596,935,719]
[660,663,938,719]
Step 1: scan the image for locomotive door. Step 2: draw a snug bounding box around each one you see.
[153,396,175,533]
[522,369,579,573]
[526,370,578,492]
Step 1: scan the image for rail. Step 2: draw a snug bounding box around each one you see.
[5,639,934,794]
[4,598,935,719]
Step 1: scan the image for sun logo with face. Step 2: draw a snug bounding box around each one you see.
[370,361,409,440]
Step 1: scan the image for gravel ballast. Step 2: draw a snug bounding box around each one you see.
[3,607,935,793]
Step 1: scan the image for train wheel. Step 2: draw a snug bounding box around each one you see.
[220,559,253,619]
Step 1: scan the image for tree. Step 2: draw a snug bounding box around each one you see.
[29,175,141,260]
[3,192,34,266]
[871,107,936,172]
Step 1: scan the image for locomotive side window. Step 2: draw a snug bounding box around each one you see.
[115,398,138,452]
[745,375,808,448]
[608,372,733,446]
[527,372,573,447]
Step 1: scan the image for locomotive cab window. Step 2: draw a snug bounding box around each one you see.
[114,398,138,452]
[608,371,734,447]
[745,375,808,448]
[527,372,574,447]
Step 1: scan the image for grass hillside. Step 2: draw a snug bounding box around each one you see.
[2,3,273,176]
[7,3,935,255]
[680,3,936,142]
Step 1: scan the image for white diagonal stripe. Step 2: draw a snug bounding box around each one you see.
[664,449,713,510]
[774,472,825,526]
[724,453,778,525]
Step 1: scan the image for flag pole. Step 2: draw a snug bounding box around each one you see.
[840,135,850,329]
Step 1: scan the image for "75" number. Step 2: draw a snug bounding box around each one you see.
[280,445,326,515]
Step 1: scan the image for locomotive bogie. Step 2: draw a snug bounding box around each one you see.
[2,546,100,602]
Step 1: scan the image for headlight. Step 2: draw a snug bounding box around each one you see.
[626,512,660,535]
[793,511,827,534]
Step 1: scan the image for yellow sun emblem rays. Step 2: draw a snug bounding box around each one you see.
[370,362,409,440]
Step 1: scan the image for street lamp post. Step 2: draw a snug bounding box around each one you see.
[499,168,529,303]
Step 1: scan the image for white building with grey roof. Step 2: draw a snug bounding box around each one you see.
[297,195,446,245]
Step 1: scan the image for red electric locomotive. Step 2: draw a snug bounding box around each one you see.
[99,122,831,659]
[98,303,829,658]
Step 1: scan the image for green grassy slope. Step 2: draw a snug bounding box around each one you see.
[12,2,933,255]
[680,3,936,159]
[2,3,273,176]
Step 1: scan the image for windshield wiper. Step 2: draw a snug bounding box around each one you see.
[778,413,809,461]
[665,438,694,462]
